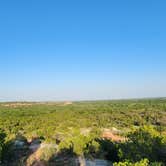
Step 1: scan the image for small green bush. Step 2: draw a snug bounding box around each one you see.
[0,129,6,162]
[114,159,149,166]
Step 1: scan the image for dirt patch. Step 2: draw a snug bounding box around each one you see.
[80,128,91,136]
[101,129,126,142]
[63,102,73,105]
[2,103,33,108]
[32,161,46,166]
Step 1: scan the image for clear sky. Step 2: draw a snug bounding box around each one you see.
[0,0,166,101]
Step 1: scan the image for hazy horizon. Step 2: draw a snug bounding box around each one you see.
[1,96,166,103]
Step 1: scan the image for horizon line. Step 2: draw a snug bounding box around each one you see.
[0,96,166,103]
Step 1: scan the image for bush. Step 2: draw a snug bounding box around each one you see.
[114,159,149,166]
[0,129,6,162]
[118,126,165,162]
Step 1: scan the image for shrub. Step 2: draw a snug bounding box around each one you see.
[118,126,165,162]
[0,129,6,162]
[114,158,149,166]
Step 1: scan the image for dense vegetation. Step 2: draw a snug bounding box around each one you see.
[0,98,166,165]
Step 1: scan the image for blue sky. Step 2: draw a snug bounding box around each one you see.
[0,0,166,101]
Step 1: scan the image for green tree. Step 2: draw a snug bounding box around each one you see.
[114,159,149,166]
[118,126,165,162]
[0,129,6,162]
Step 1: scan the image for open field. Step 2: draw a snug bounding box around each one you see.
[0,98,166,165]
